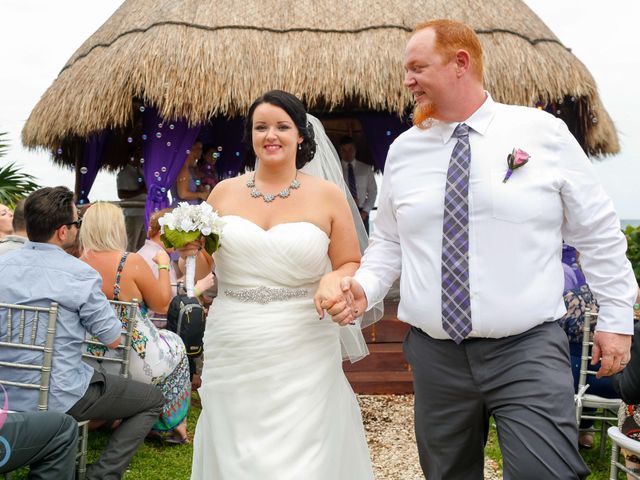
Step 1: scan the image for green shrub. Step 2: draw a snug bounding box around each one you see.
[624,225,640,284]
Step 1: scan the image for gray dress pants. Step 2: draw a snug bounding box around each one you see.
[67,371,165,480]
[0,411,78,479]
[404,321,590,480]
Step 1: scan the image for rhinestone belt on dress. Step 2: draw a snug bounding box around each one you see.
[224,286,308,304]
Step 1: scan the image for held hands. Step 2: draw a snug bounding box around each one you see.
[313,275,368,326]
[592,331,632,378]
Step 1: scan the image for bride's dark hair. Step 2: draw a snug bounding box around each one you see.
[243,90,316,170]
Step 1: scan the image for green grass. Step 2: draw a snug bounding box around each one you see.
[12,402,617,479]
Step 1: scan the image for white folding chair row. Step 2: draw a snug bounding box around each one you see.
[0,299,139,479]
[575,309,622,458]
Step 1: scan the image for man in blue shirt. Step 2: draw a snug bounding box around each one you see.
[0,186,164,480]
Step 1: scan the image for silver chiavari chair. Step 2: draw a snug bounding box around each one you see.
[76,299,139,480]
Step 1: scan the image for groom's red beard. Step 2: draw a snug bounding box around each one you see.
[413,102,437,129]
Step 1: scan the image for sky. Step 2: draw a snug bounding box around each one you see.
[1,1,639,219]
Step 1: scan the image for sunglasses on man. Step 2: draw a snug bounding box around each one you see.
[58,218,82,230]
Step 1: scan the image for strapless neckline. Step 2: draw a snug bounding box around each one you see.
[221,214,330,240]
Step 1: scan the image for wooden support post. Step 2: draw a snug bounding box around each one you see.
[74,141,82,201]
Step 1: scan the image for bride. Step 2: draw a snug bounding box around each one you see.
[187,90,376,479]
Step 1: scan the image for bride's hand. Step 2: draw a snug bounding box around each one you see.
[175,239,205,258]
[314,272,355,324]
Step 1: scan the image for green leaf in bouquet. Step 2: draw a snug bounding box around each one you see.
[160,228,203,249]
[204,234,221,255]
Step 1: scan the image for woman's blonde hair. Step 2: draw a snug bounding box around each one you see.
[79,202,128,252]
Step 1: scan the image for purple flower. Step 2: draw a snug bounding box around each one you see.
[503,148,531,183]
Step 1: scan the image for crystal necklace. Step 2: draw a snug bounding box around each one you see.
[246,171,301,203]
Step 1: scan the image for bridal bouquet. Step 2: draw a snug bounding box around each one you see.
[159,202,225,297]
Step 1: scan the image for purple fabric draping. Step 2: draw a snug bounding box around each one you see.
[78,132,109,205]
[562,243,587,287]
[142,107,201,225]
[356,113,410,172]
[198,116,246,178]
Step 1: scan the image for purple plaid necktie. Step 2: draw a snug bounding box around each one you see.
[441,123,472,343]
[347,163,358,203]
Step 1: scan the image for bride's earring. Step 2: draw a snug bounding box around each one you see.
[298,144,302,151]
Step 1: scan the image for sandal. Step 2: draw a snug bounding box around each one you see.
[165,435,190,446]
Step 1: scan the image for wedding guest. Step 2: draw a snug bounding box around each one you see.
[0,186,164,479]
[334,19,637,479]
[79,202,192,444]
[0,204,14,240]
[195,145,220,193]
[0,412,78,479]
[339,136,377,234]
[117,163,147,251]
[137,208,216,325]
[0,200,26,255]
[172,140,209,205]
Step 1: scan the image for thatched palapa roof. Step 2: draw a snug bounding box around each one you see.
[23,0,618,159]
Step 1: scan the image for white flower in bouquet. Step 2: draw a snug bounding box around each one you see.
[159,202,224,254]
[158,202,225,296]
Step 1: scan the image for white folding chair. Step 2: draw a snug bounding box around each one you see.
[76,299,139,480]
[0,301,58,410]
[0,301,59,479]
[575,309,622,457]
[608,426,640,479]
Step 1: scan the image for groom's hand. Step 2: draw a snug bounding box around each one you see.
[323,277,368,326]
[338,277,368,319]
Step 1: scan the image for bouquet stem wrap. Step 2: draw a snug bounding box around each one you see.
[185,255,197,297]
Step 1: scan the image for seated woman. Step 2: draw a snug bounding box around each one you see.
[79,202,191,444]
[171,140,210,205]
[557,243,617,448]
[194,145,219,192]
[0,204,14,239]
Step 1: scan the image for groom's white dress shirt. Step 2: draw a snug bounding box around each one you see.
[355,94,637,339]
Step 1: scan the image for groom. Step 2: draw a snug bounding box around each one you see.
[327,19,638,479]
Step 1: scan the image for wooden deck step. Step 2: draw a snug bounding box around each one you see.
[343,343,408,372]
[362,319,410,343]
[345,370,414,394]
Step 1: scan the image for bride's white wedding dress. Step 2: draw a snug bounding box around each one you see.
[191,215,374,479]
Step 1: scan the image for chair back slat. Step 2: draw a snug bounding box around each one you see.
[30,311,39,345]
[18,310,26,344]
[6,309,12,340]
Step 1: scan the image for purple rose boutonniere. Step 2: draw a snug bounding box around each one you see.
[503,148,530,183]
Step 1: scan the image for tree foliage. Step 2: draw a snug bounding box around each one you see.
[0,132,39,207]
[624,224,640,284]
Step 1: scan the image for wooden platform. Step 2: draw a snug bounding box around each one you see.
[343,298,414,394]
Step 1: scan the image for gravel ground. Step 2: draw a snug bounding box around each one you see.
[358,395,502,480]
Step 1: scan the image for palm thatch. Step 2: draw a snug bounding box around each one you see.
[22,0,618,161]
